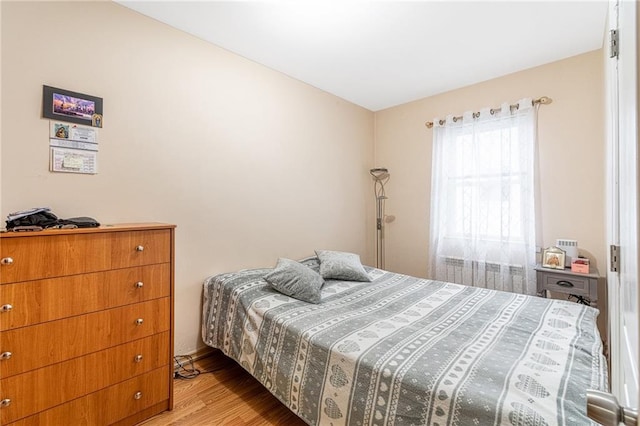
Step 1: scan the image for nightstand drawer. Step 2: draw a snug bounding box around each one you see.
[541,273,589,294]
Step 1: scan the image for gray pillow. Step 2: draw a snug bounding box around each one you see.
[298,255,321,273]
[264,258,325,303]
[315,250,371,282]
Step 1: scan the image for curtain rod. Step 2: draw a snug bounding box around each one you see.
[424,96,552,129]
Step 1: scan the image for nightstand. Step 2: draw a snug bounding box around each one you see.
[535,264,600,307]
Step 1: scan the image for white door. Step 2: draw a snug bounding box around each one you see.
[615,0,639,410]
[605,0,639,419]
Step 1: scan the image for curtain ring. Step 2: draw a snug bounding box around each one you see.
[438,119,445,126]
[473,111,480,119]
[452,117,459,123]
[490,108,496,115]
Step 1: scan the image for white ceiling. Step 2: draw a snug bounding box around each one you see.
[117,1,608,111]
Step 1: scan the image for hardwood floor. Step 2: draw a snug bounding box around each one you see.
[138,351,307,425]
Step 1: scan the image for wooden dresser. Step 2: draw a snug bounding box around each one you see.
[0,223,175,425]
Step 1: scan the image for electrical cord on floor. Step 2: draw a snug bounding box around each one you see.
[568,294,591,305]
[173,354,221,379]
[174,355,200,379]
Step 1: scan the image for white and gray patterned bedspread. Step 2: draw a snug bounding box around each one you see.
[202,259,607,426]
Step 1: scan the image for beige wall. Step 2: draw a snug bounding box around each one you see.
[1,2,374,355]
[374,50,606,279]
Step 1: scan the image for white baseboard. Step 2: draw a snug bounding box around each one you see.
[173,346,216,370]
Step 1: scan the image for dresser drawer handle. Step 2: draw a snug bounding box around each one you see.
[134,391,142,400]
[556,280,574,288]
[0,398,11,407]
[0,304,12,313]
[135,318,144,326]
[0,352,12,360]
[134,354,143,363]
[0,257,13,265]
[135,281,144,288]
[135,245,144,252]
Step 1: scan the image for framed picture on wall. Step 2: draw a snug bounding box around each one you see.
[542,246,566,270]
[43,85,103,128]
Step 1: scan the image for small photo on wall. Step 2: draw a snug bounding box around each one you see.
[53,122,69,139]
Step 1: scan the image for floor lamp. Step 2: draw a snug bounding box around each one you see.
[370,168,389,269]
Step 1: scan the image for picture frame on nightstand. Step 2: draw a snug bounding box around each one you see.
[542,246,565,270]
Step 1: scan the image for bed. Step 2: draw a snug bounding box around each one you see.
[202,256,607,426]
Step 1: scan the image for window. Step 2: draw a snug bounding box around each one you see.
[447,125,526,241]
[429,100,537,294]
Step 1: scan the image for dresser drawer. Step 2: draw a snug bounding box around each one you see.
[0,233,111,284]
[1,264,170,330]
[110,230,171,269]
[5,395,97,426]
[0,230,171,284]
[5,366,171,426]
[0,356,85,424]
[85,332,170,390]
[0,333,169,424]
[101,365,170,424]
[0,298,170,377]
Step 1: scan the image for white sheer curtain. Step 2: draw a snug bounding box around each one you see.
[429,98,537,295]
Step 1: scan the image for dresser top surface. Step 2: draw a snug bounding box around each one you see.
[0,222,176,238]
[534,263,600,278]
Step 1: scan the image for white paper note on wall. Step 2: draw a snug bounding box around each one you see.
[49,138,98,151]
[50,147,98,174]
